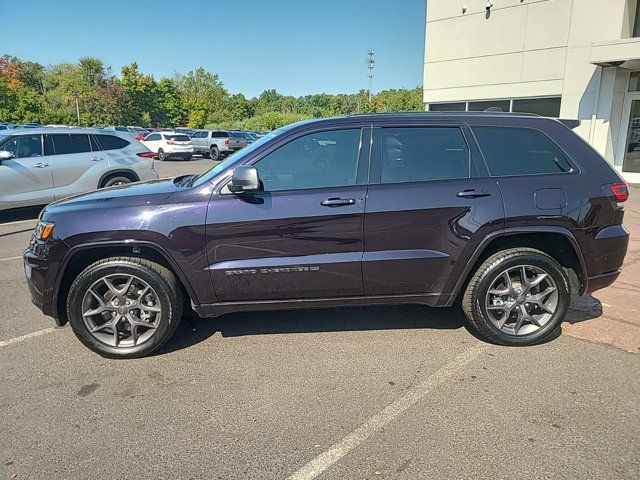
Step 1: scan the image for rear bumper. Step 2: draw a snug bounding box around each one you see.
[585,270,621,293]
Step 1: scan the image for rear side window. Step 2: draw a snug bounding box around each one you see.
[212,131,228,138]
[51,134,92,155]
[474,127,573,176]
[145,134,161,141]
[95,134,130,150]
[380,127,469,183]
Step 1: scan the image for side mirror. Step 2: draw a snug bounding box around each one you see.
[229,165,260,193]
[0,150,14,161]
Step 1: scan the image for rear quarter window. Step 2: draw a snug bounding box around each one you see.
[95,134,130,151]
[473,126,573,176]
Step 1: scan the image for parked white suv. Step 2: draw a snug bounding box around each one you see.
[0,128,158,211]
[141,132,193,161]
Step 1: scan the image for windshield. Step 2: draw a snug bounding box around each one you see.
[191,124,297,187]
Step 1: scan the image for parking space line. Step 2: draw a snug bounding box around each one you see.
[0,327,57,348]
[0,255,23,262]
[0,219,37,227]
[286,342,490,480]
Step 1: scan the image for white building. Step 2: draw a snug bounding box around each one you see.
[423,0,640,183]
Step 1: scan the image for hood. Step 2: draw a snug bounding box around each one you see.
[43,177,182,215]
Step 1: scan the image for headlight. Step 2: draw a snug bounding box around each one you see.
[34,221,55,240]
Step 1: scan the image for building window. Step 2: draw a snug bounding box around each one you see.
[428,102,466,112]
[634,0,640,37]
[427,97,561,117]
[512,97,561,117]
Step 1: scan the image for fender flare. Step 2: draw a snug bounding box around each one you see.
[53,240,200,315]
[447,226,588,304]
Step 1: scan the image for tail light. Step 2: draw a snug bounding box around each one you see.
[611,182,629,202]
[224,138,229,147]
[136,151,155,158]
[135,134,144,140]
[167,140,175,145]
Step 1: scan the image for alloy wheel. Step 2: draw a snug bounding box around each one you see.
[81,274,162,347]
[484,265,558,336]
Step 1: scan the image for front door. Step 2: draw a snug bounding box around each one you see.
[206,127,369,302]
[620,94,640,175]
[363,125,504,297]
[0,133,54,210]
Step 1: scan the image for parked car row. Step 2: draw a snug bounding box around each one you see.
[0,127,158,211]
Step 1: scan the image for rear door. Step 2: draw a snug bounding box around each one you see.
[363,123,504,300]
[48,133,102,200]
[206,127,370,301]
[0,133,54,209]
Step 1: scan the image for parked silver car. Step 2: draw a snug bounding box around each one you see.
[0,127,158,211]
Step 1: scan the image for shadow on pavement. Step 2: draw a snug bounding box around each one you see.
[565,294,603,324]
[1,206,44,224]
[158,304,468,355]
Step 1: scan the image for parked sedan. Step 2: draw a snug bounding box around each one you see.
[141,132,193,161]
[0,128,157,211]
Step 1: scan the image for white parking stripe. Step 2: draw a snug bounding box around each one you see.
[0,255,23,262]
[0,218,37,227]
[0,327,57,348]
[286,342,490,480]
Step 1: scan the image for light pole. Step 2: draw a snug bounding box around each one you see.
[366,49,375,102]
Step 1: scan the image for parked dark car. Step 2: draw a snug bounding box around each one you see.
[24,112,630,358]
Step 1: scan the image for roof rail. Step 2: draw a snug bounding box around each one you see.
[347,111,542,117]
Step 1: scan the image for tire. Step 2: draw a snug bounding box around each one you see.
[66,257,183,359]
[101,175,133,188]
[209,146,220,161]
[462,248,570,346]
[201,150,210,159]
[183,154,192,161]
[158,148,166,161]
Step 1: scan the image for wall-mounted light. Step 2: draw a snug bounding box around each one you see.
[485,1,493,11]
[462,5,467,13]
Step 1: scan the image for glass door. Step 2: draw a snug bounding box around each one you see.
[623,98,640,173]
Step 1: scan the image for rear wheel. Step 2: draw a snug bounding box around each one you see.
[157,149,166,161]
[209,146,219,161]
[101,175,133,188]
[66,257,183,359]
[462,248,570,346]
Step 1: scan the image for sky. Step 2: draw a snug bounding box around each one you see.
[1,0,426,98]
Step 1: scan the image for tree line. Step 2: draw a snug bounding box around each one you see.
[0,55,423,130]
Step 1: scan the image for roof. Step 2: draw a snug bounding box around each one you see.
[0,127,135,137]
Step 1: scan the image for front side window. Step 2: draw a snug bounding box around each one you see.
[255,129,361,192]
[2,134,42,158]
[473,127,573,176]
[380,127,469,183]
[51,134,91,155]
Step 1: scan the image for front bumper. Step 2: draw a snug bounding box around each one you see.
[23,239,67,324]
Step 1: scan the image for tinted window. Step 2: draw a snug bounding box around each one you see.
[255,129,361,192]
[145,134,161,141]
[212,131,228,138]
[468,100,511,112]
[51,134,91,155]
[429,102,466,112]
[512,97,561,117]
[115,126,128,132]
[95,134,130,150]
[380,127,469,183]
[473,127,573,176]
[193,131,203,138]
[2,134,42,158]
[164,134,190,142]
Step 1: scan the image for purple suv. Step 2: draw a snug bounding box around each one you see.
[24,113,630,358]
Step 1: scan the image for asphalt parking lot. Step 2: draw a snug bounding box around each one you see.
[1,158,639,479]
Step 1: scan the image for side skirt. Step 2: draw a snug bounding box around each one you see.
[194,293,446,318]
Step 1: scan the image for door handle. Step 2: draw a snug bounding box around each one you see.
[90,156,103,162]
[321,197,356,207]
[457,189,491,198]
[33,163,50,168]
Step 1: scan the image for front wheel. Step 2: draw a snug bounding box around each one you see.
[66,257,183,358]
[462,248,570,346]
[157,149,166,161]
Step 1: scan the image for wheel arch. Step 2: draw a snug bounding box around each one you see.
[450,227,587,304]
[54,241,197,326]
[98,169,139,188]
